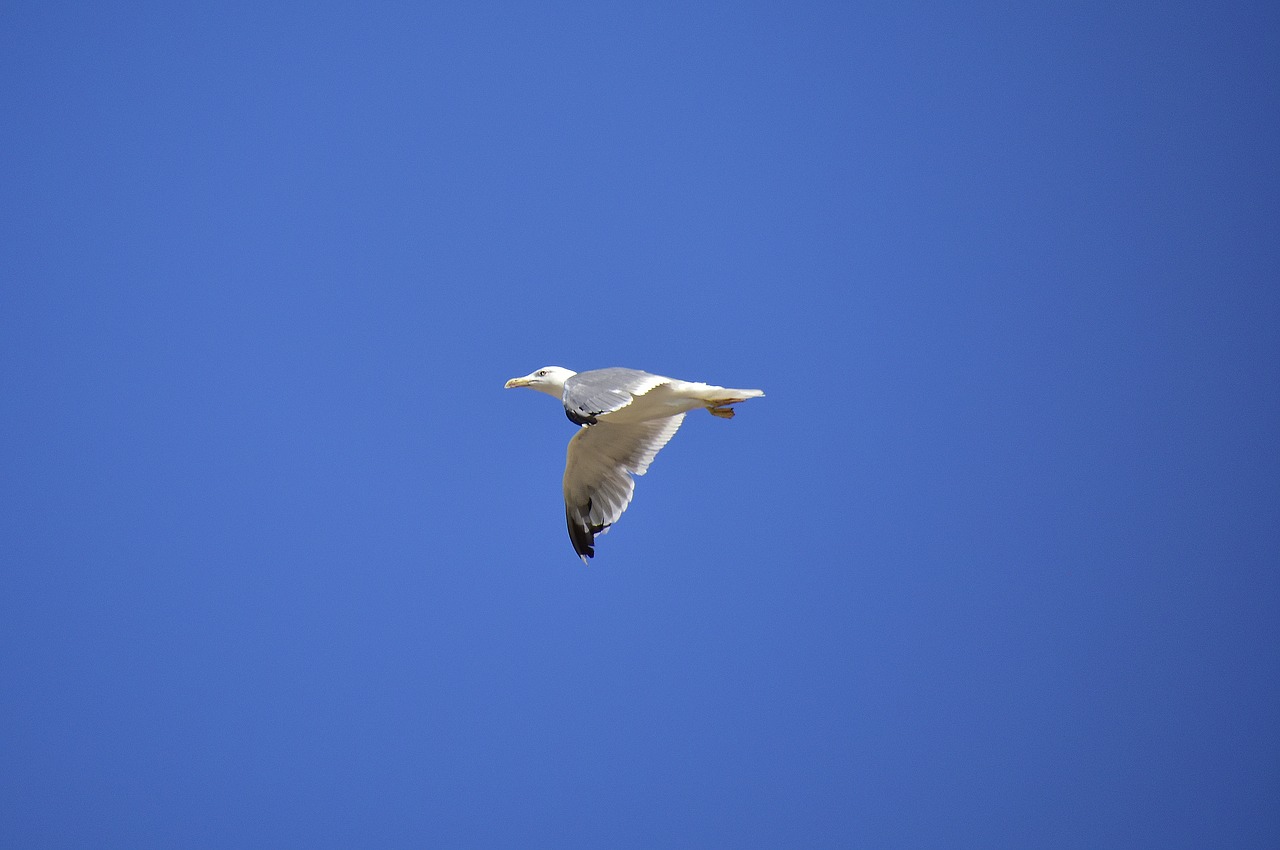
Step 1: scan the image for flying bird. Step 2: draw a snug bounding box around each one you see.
[504,366,764,563]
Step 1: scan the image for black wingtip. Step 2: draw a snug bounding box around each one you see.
[565,408,597,426]
[565,504,608,564]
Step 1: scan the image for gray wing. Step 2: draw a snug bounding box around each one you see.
[562,368,669,424]
[562,414,686,563]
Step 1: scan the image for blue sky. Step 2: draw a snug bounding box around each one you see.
[2,1,1278,846]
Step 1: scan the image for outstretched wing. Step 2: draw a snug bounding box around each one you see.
[562,368,669,424]
[562,414,686,563]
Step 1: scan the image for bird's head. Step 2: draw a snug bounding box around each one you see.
[504,366,577,397]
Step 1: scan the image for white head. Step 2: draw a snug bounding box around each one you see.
[504,366,577,398]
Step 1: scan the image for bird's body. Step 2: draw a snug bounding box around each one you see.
[505,366,764,563]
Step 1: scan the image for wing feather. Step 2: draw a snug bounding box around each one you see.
[562,368,670,422]
[562,414,685,562]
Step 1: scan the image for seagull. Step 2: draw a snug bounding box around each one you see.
[504,366,764,564]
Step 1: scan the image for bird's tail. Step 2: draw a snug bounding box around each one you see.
[697,385,765,419]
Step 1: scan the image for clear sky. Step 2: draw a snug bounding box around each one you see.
[2,1,1277,847]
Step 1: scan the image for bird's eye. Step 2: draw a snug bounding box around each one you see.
[537,370,547,377]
